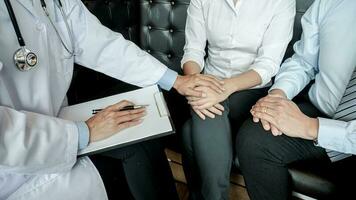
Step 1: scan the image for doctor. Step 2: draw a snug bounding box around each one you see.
[0,0,224,199]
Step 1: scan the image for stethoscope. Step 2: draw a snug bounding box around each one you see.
[4,0,75,71]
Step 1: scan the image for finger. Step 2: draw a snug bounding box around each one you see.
[199,74,225,86]
[186,96,200,101]
[107,100,133,111]
[116,111,146,124]
[207,106,222,116]
[251,105,278,117]
[117,119,143,130]
[188,99,209,106]
[252,111,277,127]
[214,103,225,111]
[260,119,271,131]
[201,109,215,119]
[271,125,282,136]
[184,88,205,98]
[194,109,206,120]
[260,95,285,103]
[115,107,146,117]
[196,80,224,94]
[256,96,281,105]
[254,101,279,109]
[252,117,260,123]
[196,76,225,91]
[196,103,214,110]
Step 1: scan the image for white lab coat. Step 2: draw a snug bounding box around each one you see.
[0,0,168,199]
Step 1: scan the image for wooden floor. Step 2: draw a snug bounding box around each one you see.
[165,149,250,200]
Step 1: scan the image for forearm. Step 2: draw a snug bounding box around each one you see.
[224,70,262,94]
[0,107,78,174]
[183,61,202,75]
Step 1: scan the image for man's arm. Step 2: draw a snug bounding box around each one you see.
[270,0,322,100]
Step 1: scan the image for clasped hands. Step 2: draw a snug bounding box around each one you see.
[250,89,319,140]
[176,74,232,120]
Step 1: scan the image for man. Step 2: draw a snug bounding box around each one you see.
[236,0,356,199]
[0,0,224,199]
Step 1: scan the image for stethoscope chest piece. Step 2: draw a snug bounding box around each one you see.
[14,47,38,71]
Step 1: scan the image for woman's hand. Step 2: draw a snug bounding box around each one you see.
[86,100,146,142]
[187,86,231,110]
[192,103,225,120]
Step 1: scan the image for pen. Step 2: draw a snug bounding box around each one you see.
[92,105,148,114]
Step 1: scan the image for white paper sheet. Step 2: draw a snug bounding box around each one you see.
[58,85,173,156]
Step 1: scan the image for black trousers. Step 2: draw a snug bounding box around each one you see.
[91,139,178,200]
[236,101,331,200]
[182,88,268,200]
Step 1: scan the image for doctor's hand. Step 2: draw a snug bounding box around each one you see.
[173,74,225,98]
[85,100,146,142]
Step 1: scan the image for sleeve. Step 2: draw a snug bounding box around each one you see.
[75,121,90,150]
[180,0,207,71]
[65,0,168,87]
[0,106,79,175]
[157,69,178,91]
[270,1,322,99]
[249,0,296,86]
[317,118,356,154]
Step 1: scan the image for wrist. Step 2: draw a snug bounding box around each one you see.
[224,78,239,95]
[304,117,319,140]
[173,75,184,90]
[269,89,287,99]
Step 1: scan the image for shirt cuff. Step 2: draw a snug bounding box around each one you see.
[157,68,178,91]
[75,121,90,150]
[269,81,298,100]
[316,117,348,152]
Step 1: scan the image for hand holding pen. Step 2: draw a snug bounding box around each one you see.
[92,104,148,114]
[85,100,147,143]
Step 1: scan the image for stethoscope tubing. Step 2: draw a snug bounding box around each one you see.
[41,0,75,57]
[4,0,26,47]
[5,0,75,59]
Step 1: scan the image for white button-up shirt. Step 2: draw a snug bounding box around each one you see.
[271,0,356,154]
[181,0,295,86]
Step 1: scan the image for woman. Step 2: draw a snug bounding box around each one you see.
[181,0,296,199]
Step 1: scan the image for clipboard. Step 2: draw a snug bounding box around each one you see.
[58,85,175,156]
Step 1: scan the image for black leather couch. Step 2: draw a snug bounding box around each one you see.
[68,0,356,199]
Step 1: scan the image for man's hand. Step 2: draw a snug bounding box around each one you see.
[173,74,225,97]
[187,86,230,110]
[250,95,319,140]
[252,89,287,135]
[86,100,146,142]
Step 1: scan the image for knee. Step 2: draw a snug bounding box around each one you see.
[235,119,271,165]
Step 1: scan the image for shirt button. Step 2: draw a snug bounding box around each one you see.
[36,21,45,31]
[77,48,84,55]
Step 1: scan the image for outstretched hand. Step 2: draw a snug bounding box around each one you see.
[173,74,225,98]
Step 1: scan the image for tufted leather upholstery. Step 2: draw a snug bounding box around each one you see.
[139,0,191,139]
[68,0,356,199]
